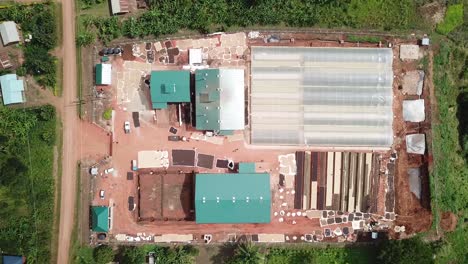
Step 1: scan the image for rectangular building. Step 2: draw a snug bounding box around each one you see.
[0,21,20,46]
[195,172,270,223]
[150,70,190,109]
[195,69,245,132]
[95,63,112,85]
[250,47,394,148]
[0,74,25,105]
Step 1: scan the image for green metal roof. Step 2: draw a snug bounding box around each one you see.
[238,162,256,173]
[195,69,221,130]
[0,74,24,105]
[150,70,190,109]
[95,64,103,85]
[91,206,109,232]
[195,173,271,224]
[95,64,111,85]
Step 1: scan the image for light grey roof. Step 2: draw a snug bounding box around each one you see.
[219,69,244,130]
[0,21,20,45]
[250,46,394,148]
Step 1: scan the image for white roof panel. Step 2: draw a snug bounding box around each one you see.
[220,69,244,130]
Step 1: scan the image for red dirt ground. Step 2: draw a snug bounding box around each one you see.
[81,32,435,242]
[440,211,457,232]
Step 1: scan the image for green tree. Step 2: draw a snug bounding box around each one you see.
[76,31,95,47]
[102,108,112,120]
[119,246,146,264]
[378,236,435,264]
[93,245,114,264]
[229,242,264,264]
[38,105,56,121]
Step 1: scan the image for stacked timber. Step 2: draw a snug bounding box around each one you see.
[295,151,375,212]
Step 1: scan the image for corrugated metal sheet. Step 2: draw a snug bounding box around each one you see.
[195,69,245,131]
[0,21,19,45]
[195,173,270,223]
[296,151,375,212]
[250,47,393,147]
[150,70,190,109]
[0,74,24,105]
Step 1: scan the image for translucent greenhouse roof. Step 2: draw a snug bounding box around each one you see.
[250,47,394,148]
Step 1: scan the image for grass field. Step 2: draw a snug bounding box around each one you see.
[431,39,468,263]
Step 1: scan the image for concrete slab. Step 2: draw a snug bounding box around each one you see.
[400,45,420,60]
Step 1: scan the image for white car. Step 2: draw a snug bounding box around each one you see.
[99,190,105,199]
[104,167,114,174]
[124,121,131,133]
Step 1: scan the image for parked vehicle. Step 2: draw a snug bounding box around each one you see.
[148,252,155,264]
[104,167,114,174]
[99,190,105,199]
[124,121,131,133]
[131,160,138,171]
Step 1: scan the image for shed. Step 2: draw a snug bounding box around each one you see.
[95,64,112,85]
[195,69,245,132]
[2,255,24,264]
[150,70,190,109]
[0,74,25,105]
[195,172,271,223]
[0,21,20,46]
[421,37,430,46]
[91,206,109,232]
[189,49,202,65]
[110,0,129,15]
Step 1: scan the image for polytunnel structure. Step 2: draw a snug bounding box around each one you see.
[250,46,394,148]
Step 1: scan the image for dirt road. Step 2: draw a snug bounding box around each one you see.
[57,0,79,263]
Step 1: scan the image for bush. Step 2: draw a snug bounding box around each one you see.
[93,245,115,264]
[377,236,435,264]
[38,104,56,121]
[436,4,464,35]
[16,66,26,76]
[102,108,112,120]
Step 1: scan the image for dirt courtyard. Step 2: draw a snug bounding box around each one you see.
[138,172,194,221]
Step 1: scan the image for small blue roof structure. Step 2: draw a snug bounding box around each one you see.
[0,74,25,105]
[2,255,24,264]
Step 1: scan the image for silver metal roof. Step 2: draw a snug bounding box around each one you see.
[0,21,19,45]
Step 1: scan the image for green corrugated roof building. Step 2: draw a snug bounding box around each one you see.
[91,206,109,232]
[0,74,25,105]
[195,172,271,224]
[150,70,191,109]
[195,69,245,132]
[95,64,112,85]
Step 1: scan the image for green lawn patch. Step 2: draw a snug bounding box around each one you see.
[436,4,464,35]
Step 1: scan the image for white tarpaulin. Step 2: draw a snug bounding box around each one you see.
[408,168,421,199]
[153,234,193,242]
[255,234,285,243]
[137,150,169,169]
[403,99,425,122]
[406,134,426,154]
